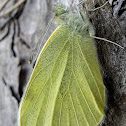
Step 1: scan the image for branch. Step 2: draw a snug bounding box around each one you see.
[0,0,9,11]
[0,0,26,19]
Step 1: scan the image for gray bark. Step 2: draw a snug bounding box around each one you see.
[0,0,125,126]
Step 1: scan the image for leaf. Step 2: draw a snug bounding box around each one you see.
[19,7,105,126]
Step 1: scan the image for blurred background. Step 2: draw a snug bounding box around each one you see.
[0,0,126,126]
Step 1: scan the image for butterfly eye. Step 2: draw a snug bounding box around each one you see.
[86,28,88,32]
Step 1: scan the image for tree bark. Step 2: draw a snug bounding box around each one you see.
[0,0,125,126]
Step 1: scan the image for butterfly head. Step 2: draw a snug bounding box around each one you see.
[54,5,95,36]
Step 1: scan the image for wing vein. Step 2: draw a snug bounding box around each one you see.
[69,89,79,126]
[59,72,72,126]
[69,34,79,126]
[73,71,98,124]
[76,38,104,104]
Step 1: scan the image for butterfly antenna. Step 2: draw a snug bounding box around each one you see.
[29,14,55,67]
[91,35,124,49]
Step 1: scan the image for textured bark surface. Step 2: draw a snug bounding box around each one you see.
[0,0,125,126]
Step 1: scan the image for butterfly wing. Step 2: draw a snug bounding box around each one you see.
[19,25,105,126]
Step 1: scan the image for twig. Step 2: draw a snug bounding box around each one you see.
[0,0,26,19]
[0,22,11,41]
[86,1,109,12]
[0,0,9,12]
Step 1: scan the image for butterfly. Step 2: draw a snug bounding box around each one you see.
[18,5,105,126]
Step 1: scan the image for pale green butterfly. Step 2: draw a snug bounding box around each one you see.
[18,4,106,126]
